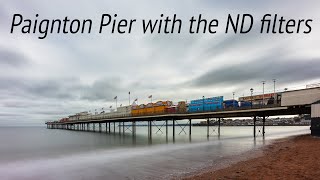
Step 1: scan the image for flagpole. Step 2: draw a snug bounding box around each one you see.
[129,91,131,106]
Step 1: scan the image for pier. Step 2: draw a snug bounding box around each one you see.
[46,105,310,138]
[46,87,320,138]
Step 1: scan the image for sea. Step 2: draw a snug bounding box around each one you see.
[0,125,310,180]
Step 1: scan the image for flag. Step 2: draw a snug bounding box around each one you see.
[109,106,112,108]
[114,96,117,100]
[129,91,130,95]
[120,104,122,107]
[148,95,152,98]
[134,98,138,102]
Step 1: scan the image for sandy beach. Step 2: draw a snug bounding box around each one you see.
[183,135,320,180]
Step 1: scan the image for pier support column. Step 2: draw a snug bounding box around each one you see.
[109,122,111,134]
[123,122,125,135]
[148,121,152,144]
[99,123,102,133]
[253,116,256,138]
[106,123,108,133]
[172,119,175,139]
[189,119,192,136]
[149,121,152,139]
[207,118,209,138]
[119,122,121,135]
[147,121,150,137]
[262,115,265,137]
[113,122,116,134]
[218,118,221,136]
[93,123,95,132]
[166,120,168,141]
[132,121,136,137]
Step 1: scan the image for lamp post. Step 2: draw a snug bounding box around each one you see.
[202,96,205,112]
[272,79,276,104]
[250,88,254,108]
[262,81,266,106]
[232,92,235,108]
[272,79,276,94]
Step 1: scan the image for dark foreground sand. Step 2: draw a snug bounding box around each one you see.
[183,135,320,180]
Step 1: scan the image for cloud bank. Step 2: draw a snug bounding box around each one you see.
[0,0,320,125]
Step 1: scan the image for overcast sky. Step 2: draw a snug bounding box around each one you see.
[1,0,320,126]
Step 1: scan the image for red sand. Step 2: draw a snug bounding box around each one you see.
[183,135,320,180]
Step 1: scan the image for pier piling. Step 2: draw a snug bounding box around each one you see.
[263,115,266,137]
[189,119,192,136]
[207,118,209,138]
[253,116,256,138]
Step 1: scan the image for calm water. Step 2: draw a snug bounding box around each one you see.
[0,125,309,180]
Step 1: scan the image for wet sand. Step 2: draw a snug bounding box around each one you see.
[183,135,320,180]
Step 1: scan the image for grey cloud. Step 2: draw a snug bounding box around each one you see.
[80,77,124,101]
[200,25,271,60]
[0,113,25,117]
[189,54,320,87]
[0,76,129,102]
[27,78,82,100]
[0,78,130,102]
[0,77,81,100]
[143,33,200,63]
[0,48,29,67]
[1,0,320,125]
[1,101,29,108]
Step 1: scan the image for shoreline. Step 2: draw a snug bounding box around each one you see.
[181,134,320,179]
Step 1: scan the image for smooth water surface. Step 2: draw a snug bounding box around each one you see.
[0,125,309,180]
